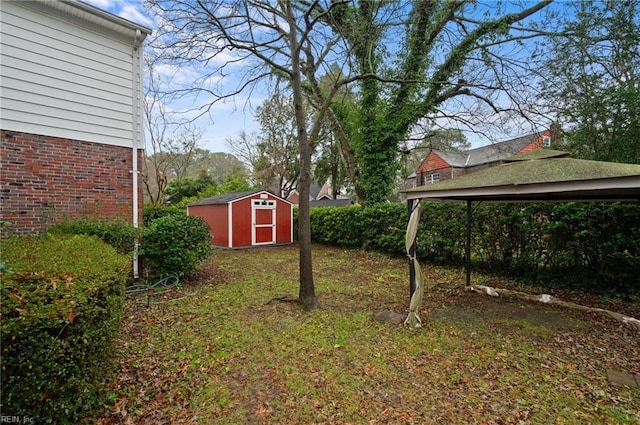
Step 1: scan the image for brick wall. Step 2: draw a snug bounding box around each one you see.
[1,130,143,235]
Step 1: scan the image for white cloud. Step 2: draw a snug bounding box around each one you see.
[82,0,114,9]
[119,4,153,28]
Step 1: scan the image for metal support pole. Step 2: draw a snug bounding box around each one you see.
[465,200,472,287]
[408,199,416,299]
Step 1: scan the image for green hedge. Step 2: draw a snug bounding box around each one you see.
[0,234,130,424]
[48,219,139,254]
[305,202,640,296]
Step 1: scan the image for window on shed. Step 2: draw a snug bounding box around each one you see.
[253,200,276,207]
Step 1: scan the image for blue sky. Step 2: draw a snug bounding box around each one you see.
[85,0,260,153]
[86,0,552,154]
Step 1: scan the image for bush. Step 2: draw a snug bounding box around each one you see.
[142,205,186,226]
[0,234,129,424]
[141,214,212,277]
[48,219,138,255]
[417,202,467,264]
[359,204,407,255]
[303,202,639,297]
[309,206,363,248]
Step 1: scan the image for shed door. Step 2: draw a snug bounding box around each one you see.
[252,199,276,245]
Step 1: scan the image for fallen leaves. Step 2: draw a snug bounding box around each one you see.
[94,245,640,424]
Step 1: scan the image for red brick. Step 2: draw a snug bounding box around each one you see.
[1,130,143,235]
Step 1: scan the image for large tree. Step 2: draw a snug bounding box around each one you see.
[314,0,555,204]
[146,0,554,308]
[538,0,640,163]
[147,0,357,310]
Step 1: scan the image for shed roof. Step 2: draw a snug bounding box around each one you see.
[188,190,291,206]
[404,150,640,203]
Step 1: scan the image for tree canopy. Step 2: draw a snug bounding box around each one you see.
[538,0,640,164]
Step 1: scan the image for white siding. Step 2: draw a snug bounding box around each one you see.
[0,0,143,148]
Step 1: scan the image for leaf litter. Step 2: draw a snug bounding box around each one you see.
[94,244,640,424]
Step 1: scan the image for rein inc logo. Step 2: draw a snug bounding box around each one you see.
[1,417,34,424]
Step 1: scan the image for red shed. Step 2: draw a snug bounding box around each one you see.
[187,190,293,248]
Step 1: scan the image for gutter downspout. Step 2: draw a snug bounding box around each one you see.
[132,29,142,278]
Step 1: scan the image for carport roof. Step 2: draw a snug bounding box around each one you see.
[403,150,640,203]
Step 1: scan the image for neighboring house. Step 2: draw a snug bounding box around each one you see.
[0,0,151,235]
[187,190,293,248]
[309,198,354,208]
[287,179,353,207]
[286,181,322,205]
[408,129,555,188]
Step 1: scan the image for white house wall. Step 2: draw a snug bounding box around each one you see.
[0,0,142,148]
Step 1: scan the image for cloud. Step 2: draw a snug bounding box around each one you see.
[84,0,153,28]
[83,0,114,9]
[119,3,153,27]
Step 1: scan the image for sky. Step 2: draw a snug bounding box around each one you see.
[86,0,260,153]
[86,0,552,154]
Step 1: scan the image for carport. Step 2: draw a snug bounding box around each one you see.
[401,149,640,327]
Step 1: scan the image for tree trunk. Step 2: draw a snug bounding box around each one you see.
[286,1,317,310]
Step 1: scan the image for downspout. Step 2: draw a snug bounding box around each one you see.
[131,29,142,278]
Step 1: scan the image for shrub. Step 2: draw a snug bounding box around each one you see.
[0,234,129,424]
[309,206,363,248]
[359,203,407,255]
[48,219,138,254]
[417,202,467,264]
[303,201,639,297]
[141,214,212,277]
[142,205,186,225]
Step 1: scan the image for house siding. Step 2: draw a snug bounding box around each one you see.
[414,152,451,186]
[516,132,546,154]
[0,0,142,148]
[1,130,143,235]
[416,152,450,175]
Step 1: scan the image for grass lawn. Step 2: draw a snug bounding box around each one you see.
[96,244,640,424]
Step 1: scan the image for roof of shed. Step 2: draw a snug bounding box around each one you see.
[404,149,640,203]
[188,190,291,206]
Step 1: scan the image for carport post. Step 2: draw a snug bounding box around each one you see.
[408,199,416,299]
[465,200,472,287]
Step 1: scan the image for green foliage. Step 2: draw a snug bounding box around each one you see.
[142,204,186,225]
[305,202,640,297]
[217,174,253,194]
[48,219,139,254]
[418,202,467,264]
[540,1,640,164]
[141,214,212,278]
[359,204,407,255]
[165,171,217,205]
[0,234,129,424]
[542,202,640,294]
[309,206,363,248]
